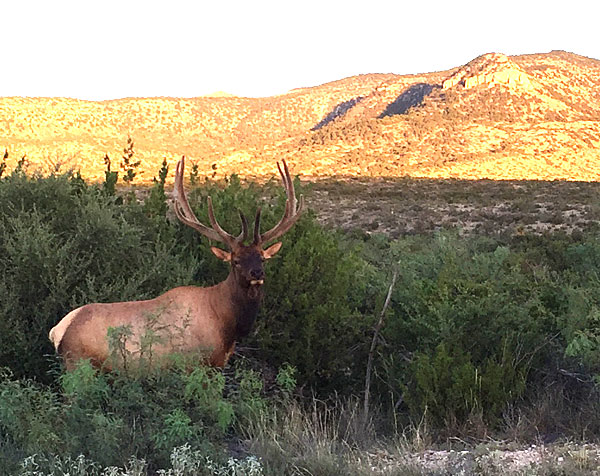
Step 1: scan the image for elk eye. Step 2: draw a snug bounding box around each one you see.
[233,260,241,267]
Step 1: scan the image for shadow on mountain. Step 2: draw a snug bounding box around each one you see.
[312,96,364,131]
[379,83,437,118]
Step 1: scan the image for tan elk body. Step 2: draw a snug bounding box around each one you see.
[49,158,303,370]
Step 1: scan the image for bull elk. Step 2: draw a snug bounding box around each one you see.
[49,157,304,370]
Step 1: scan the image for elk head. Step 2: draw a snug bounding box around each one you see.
[173,157,304,300]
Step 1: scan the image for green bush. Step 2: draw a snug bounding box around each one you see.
[0,165,374,394]
[18,446,264,476]
[359,232,575,426]
[253,217,373,393]
[0,359,269,473]
[0,171,197,381]
[6,162,600,447]
[403,341,527,426]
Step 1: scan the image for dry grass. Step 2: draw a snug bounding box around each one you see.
[237,394,600,475]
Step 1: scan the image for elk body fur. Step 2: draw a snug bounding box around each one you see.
[49,158,303,370]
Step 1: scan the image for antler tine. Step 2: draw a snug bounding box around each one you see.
[237,210,249,243]
[259,160,304,244]
[278,161,294,217]
[174,160,200,226]
[173,157,236,247]
[253,207,262,245]
[206,197,236,246]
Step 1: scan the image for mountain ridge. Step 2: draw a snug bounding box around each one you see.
[1,50,599,182]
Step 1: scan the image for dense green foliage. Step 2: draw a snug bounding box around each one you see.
[0,359,274,474]
[3,165,600,473]
[0,170,196,380]
[364,232,600,427]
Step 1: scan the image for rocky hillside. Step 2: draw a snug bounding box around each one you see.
[1,50,599,182]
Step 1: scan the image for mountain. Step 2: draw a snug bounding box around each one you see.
[1,50,599,182]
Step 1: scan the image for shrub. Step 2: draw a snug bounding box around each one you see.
[0,359,269,473]
[0,171,197,381]
[253,216,373,393]
[403,341,527,427]
[7,162,600,443]
[17,446,264,476]
[144,158,169,218]
[362,232,568,427]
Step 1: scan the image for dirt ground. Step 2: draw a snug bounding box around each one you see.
[367,442,600,474]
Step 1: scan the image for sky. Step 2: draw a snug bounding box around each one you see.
[2,0,599,100]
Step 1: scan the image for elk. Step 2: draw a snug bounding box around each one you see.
[49,157,304,370]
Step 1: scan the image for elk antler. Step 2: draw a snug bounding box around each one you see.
[255,160,304,244]
[173,157,246,247]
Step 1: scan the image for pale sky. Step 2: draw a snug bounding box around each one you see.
[2,0,599,100]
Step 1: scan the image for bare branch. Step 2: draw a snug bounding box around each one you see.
[363,268,398,427]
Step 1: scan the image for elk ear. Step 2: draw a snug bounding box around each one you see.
[262,242,282,259]
[211,246,232,262]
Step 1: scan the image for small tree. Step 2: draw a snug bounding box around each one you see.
[103,153,118,195]
[190,161,200,186]
[155,157,169,185]
[144,158,169,217]
[120,135,141,184]
[14,154,27,175]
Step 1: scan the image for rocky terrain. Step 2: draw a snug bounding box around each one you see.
[1,50,599,183]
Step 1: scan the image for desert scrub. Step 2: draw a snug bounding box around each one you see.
[402,341,527,427]
[0,165,372,397]
[0,171,197,382]
[360,232,569,428]
[7,163,600,455]
[0,359,270,473]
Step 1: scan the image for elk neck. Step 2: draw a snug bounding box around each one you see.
[221,270,263,339]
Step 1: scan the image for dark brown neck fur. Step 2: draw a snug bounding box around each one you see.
[222,272,263,342]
